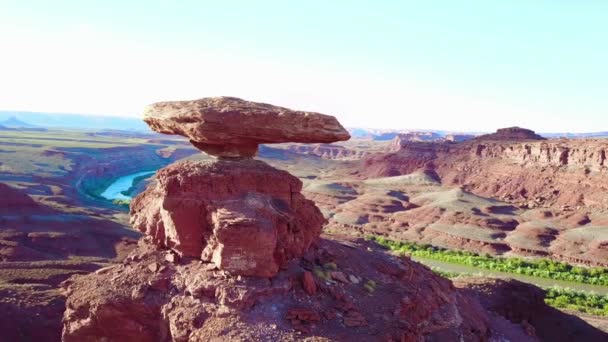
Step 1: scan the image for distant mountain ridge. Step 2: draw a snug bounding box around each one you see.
[348,127,608,140]
[0,116,38,128]
[0,111,150,131]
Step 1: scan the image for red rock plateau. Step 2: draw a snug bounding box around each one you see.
[59,101,579,341]
[474,127,546,141]
[306,128,608,266]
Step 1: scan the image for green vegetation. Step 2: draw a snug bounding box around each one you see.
[428,268,608,316]
[430,268,464,279]
[313,262,339,281]
[323,262,338,271]
[112,199,131,208]
[367,236,608,286]
[545,287,608,316]
[363,279,377,293]
[313,266,330,280]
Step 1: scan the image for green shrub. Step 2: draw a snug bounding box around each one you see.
[363,279,377,293]
[323,262,338,271]
[545,287,608,316]
[367,236,608,286]
[313,267,330,280]
[112,199,131,208]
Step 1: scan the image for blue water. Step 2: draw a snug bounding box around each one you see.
[100,171,155,200]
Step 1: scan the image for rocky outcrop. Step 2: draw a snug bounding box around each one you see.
[130,159,325,277]
[387,132,443,152]
[61,236,535,341]
[143,97,350,158]
[475,127,546,141]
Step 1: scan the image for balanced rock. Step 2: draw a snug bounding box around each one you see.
[131,159,326,277]
[143,96,350,158]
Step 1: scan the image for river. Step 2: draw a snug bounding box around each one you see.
[413,256,608,295]
[100,171,155,201]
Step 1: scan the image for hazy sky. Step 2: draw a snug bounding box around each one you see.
[1,0,607,132]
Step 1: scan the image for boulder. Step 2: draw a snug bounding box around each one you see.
[143,96,350,158]
[130,159,326,277]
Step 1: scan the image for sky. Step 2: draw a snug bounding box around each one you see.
[0,0,607,132]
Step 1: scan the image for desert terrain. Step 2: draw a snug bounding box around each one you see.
[1,115,607,340]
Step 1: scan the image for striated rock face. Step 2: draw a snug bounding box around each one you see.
[476,127,546,141]
[131,159,325,277]
[143,97,350,158]
[359,139,608,209]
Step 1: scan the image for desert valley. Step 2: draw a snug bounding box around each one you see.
[1,97,607,341]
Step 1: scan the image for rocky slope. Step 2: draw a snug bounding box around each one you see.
[61,235,535,341]
[454,277,608,342]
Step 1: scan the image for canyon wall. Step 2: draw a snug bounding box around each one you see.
[71,145,198,205]
[360,139,608,209]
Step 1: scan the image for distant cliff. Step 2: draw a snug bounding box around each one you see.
[360,139,608,209]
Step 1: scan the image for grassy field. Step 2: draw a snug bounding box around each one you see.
[0,130,148,148]
[0,130,151,177]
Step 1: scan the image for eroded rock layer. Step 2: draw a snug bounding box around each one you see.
[359,139,608,209]
[130,159,325,277]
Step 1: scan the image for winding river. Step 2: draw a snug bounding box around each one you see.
[100,171,155,201]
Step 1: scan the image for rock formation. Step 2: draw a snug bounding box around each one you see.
[61,99,550,341]
[143,96,350,158]
[475,127,546,141]
[130,159,325,277]
[130,97,349,277]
